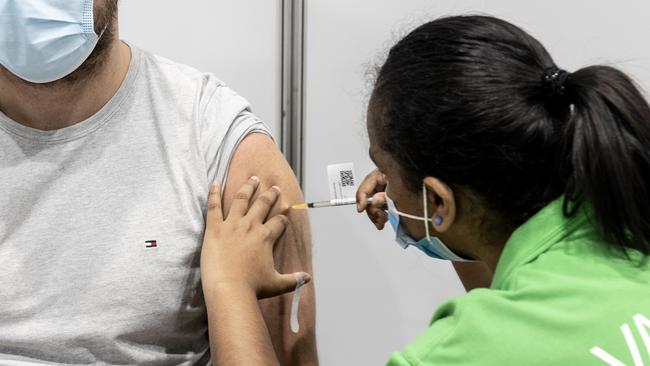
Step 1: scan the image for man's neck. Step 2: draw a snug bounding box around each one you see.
[0,40,131,131]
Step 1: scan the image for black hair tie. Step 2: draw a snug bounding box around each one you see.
[543,66,570,98]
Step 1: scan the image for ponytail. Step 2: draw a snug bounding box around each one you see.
[563,66,650,257]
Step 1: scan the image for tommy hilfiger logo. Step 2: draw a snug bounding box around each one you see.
[145,240,157,248]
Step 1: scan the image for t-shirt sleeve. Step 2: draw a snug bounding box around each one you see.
[197,73,273,189]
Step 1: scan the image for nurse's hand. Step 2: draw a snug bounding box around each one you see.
[356,168,389,230]
[201,177,311,299]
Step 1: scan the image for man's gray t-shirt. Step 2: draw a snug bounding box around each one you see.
[0,44,270,365]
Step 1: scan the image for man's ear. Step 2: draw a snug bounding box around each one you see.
[423,177,455,233]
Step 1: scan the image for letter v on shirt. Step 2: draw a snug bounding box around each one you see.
[591,313,650,366]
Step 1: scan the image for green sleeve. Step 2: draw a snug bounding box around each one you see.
[386,352,413,366]
[385,289,508,366]
[386,351,413,366]
[384,295,465,366]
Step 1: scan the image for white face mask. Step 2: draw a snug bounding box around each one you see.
[385,183,471,262]
[0,0,104,83]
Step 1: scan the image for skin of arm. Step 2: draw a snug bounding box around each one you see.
[210,132,317,365]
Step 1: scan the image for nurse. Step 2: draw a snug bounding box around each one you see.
[200,15,650,365]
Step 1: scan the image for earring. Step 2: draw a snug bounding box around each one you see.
[434,215,443,226]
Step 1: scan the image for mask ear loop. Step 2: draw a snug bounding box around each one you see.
[387,193,431,222]
[423,184,434,245]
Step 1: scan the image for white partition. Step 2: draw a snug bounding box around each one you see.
[119,0,282,139]
[304,1,650,365]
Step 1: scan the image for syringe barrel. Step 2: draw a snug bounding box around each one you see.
[309,197,372,208]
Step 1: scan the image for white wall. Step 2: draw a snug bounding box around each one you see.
[118,0,283,139]
[304,1,650,365]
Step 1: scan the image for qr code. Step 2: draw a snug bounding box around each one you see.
[340,170,355,187]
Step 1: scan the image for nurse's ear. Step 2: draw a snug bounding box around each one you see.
[423,177,456,233]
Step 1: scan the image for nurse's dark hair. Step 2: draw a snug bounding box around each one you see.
[372,15,650,257]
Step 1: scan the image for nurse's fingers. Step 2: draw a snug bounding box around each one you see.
[369,192,387,209]
[248,186,281,223]
[356,169,387,212]
[364,192,388,230]
[366,193,386,218]
[367,209,388,230]
[356,170,380,212]
[206,181,224,225]
[264,214,289,245]
[228,176,260,219]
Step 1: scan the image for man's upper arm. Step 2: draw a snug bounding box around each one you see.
[220,132,318,366]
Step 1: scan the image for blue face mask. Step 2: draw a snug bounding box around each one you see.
[0,0,104,83]
[385,184,471,262]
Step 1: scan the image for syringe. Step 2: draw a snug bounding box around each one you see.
[291,197,373,209]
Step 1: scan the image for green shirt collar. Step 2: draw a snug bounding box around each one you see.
[491,197,590,289]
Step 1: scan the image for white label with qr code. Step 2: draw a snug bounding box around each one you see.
[327,162,356,201]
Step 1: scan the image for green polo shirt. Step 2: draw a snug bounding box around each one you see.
[387,198,650,365]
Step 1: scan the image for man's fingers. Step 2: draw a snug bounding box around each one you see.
[264,214,289,244]
[248,186,281,222]
[228,176,260,218]
[206,181,224,223]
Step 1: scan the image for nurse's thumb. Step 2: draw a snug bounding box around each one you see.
[273,272,311,296]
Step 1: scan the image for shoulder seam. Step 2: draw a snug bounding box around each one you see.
[402,303,466,365]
